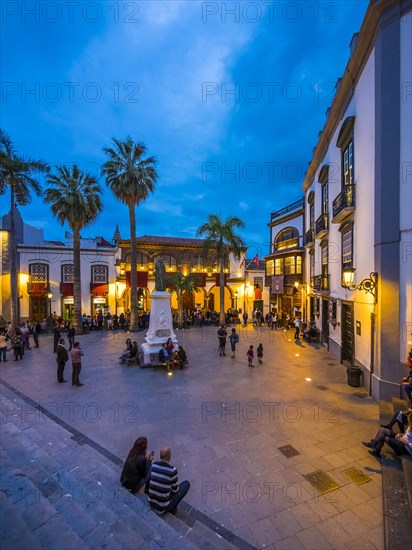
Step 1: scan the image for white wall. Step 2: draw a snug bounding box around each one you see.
[399,11,412,359]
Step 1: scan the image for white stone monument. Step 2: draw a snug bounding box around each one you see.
[141,259,177,365]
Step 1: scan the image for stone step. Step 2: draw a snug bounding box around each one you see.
[0,389,255,550]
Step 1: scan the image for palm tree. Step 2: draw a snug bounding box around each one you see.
[170,272,199,329]
[102,137,157,331]
[196,215,246,326]
[44,165,102,333]
[0,130,49,327]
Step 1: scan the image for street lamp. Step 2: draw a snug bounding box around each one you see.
[243,281,250,315]
[342,268,378,396]
[342,268,378,302]
[294,281,305,321]
[234,290,238,310]
[47,291,53,317]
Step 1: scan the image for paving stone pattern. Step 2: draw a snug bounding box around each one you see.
[0,325,388,549]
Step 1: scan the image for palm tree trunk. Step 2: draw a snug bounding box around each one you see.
[178,291,183,329]
[219,260,225,326]
[9,185,18,327]
[129,203,138,331]
[72,227,83,333]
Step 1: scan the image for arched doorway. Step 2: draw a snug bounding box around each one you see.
[183,290,195,311]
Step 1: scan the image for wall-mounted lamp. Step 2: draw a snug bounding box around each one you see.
[342,268,378,300]
[120,267,125,277]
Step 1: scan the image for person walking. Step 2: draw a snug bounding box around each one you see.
[247,345,254,367]
[242,312,248,327]
[32,320,41,348]
[53,323,61,353]
[229,328,239,358]
[67,324,75,351]
[217,326,227,357]
[71,341,84,387]
[11,330,24,361]
[257,343,263,364]
[294,317,301,340]
[147,447,190,515]
[56,338,69,383]
[0,330,8,362]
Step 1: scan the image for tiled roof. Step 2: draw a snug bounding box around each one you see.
[245,259,266,271]
[136,235,205,246]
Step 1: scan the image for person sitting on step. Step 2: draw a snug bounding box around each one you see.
[120,436,154,493]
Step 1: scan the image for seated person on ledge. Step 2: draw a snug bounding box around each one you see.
[146,447,190,515]
[363,413,412,458]
[120,436,154,493]
[303,323,319,342]
[159,343,172,369]
[119,339,132,364]
[125,341,140,365]
[173,345,187,369]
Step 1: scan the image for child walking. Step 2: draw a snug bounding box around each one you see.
[247,345,254,367]
[257,343,263,364]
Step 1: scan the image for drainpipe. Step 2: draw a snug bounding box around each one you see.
[369,311,376,397]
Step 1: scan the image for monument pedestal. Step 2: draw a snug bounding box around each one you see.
[141,291,177,365]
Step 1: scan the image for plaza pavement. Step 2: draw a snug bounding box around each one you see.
[0,324,386,549]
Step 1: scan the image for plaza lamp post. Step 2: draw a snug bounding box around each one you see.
[47,291,53,317]
[294,281,305,321]
[243,281,250,315]
[342,268,378,396]
[234,290,238,310]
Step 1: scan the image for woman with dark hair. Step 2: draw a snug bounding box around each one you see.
[120,437,154,493]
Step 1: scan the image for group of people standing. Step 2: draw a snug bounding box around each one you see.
[55,338,84,386]
[217,326,263,366]
[0,319,43,362]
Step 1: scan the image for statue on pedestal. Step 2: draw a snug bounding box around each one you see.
[155,258,166,291]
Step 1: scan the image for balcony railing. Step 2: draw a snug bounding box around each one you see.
[304,229,315,247]
[312,274,330,292]
[332,185,356,223]
[271,199,304,221]
[315,214,329,238]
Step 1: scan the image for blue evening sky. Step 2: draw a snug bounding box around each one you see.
[1,0,369,257]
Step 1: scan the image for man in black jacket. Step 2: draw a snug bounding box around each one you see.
[56,338,69,383]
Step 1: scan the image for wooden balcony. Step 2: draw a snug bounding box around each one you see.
[304,229,315,248]
[332,185,356,223]
[312,274,330,292]
[315,214,329,238]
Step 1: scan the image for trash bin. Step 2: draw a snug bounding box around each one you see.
[347,365,363,387]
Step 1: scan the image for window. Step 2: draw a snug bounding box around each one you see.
[274,227,299,251]
[321,243,328,276]
[321,183,328,216]
[136,253,148,267]
[309,250,315,281]
[343,141,354,187]
[62,264,74,283]
[30,264,47,282]
[266,260,274,276]
[309,202,315,232]
[92,265,108,283]
[341,224,353,267]
[254,277,263,289]
[273,256,301,275]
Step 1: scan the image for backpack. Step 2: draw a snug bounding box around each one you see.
[235,333,239,343]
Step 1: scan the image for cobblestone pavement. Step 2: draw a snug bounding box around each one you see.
[0,325,384,549]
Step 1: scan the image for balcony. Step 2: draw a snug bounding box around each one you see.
[304,229,315,247]
[315,214,329,238]
[27,282,47,297]
[312,275,330,292]
[332,185,356,223]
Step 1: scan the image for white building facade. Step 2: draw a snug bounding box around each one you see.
[1,210,117,322]
[302,0,412,400]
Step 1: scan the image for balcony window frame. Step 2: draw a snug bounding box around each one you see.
[340,222,354,271]
[274,227,299,252]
